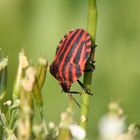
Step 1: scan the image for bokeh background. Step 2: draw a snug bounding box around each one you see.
[0,0,140,139]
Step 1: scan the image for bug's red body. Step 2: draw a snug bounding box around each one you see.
[50,28,92,92]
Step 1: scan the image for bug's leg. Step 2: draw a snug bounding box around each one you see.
[84,44,97,72]
[91,44,97,49]
[84,60,95,72]
[62,90,81,107]
[77,80,93,95]
[62,87,81,95]
[66,91,81,95]
[67,94,81,108]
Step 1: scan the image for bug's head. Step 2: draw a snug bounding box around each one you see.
[60,80,71,92]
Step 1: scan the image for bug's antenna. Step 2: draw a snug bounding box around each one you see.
[77,80,93,95]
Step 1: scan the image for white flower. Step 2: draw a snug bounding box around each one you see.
[48,121,55,129]
[0,57,8,70]
[4,100,12,106]
[80,115,86,122]
[69,124,86,140]
[15,99,20,105]
[98,115,126,140]
[22,67,36,92]
[19,50,28,69]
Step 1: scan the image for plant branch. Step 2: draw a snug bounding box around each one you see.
[79,0,97,130]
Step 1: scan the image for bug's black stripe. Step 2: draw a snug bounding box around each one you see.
[86,39,91,44]
[58,29,80,61]
[86,32,89,37]
[56,47,61,55]
[76,64,81,78]
[73,41,85,64]
[84,51,91,60]
[86,45,92,49]
[50,62,58,79]
[49,64,54,76]
[56,41,63,55]
[64,30,84,64]
[56,33,69,55]
[68,63,73,82]
[62,30,84,80]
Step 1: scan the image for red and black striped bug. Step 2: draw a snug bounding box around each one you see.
[50,28,96,95]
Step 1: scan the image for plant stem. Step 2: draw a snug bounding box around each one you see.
[87,0,97,40]
[79,0,97,130]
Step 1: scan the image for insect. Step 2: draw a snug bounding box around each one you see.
[50,28,96,95]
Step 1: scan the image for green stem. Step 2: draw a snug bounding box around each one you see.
[87,0,97,40]
[8,110,14,129]
[79,0,97,130]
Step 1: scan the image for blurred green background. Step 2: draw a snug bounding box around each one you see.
[0,0,140,139]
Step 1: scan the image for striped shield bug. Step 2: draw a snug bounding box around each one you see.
[50,28,96,95]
